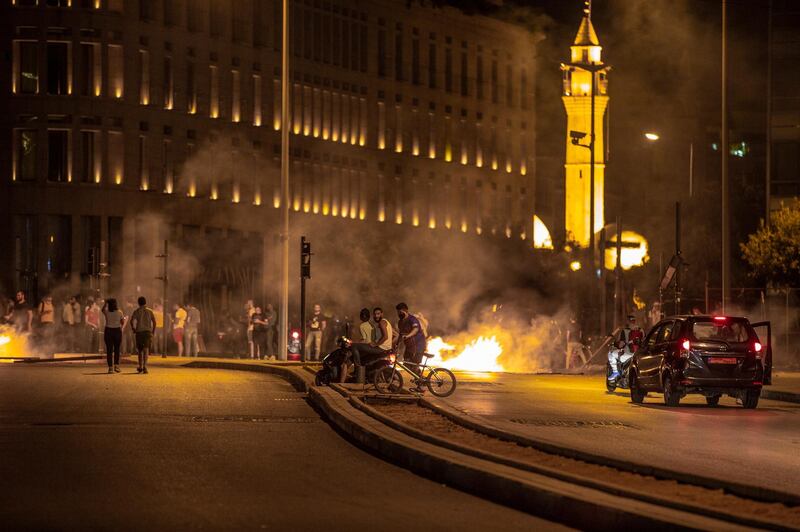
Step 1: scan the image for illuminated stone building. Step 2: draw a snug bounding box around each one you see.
[560,3,608,246]
[0,0,539,313]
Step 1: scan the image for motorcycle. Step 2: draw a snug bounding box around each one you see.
[315,337,396,386]
[606,339,635,393]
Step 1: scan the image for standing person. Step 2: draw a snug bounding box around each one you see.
[131,297,156,374]
[264,303,277,360]
[396,303,427,384]
[70,296,82,353]
[305,304,326,361]
[153,302,165,357]
[101,298,125,374]
[358,308,375,344]
[185,302,201,357]
[37,295,55,348]
[12,290,33,334]
[251,306,269,360]
[61,297,75,351]
[243,300,256,359]
[85,298,102,353]
[172,303,187,356]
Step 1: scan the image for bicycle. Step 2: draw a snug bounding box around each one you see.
[373,352,457,397]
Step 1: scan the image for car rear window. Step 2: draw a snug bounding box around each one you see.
[691,319,752,343]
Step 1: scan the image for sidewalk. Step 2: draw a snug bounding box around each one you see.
[763,371,800,403]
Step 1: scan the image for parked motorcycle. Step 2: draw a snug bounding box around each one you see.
[314,337,395,386]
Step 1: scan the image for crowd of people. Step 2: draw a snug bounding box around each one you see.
[3,289,430,375]
[0,290,205,361]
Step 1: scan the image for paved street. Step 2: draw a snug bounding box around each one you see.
[446,372,800,496]
[0,363,564,531]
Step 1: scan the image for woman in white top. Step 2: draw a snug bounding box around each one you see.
[102,298,126,373]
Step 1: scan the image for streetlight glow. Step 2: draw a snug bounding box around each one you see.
[644,132,660,141]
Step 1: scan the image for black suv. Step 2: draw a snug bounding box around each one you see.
[629,315,772,408]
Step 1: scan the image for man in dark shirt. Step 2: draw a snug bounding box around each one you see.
[13,291,33,334]
[395,302,426,379]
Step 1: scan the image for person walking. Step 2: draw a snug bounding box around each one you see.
[172,303,187,357]
[131,297,156,374]
[305,304,326,361]
[101,298,125,373]
[185,302,201,357]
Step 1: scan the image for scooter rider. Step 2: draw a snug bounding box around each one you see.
[349,307,393,367]
[608,314,643,380]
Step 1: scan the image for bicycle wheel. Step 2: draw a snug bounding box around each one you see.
[374,366,404,394]
[426,368,457,397]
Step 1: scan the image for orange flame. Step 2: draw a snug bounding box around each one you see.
[429,335,505,373]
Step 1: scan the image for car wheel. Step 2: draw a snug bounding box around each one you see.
[663,374,680,407]
[742,388,760,409]
[705,395,721,406]
[630,371,646,404]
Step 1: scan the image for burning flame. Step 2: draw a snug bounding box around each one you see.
[429,335,505,373]
[0,327,30,361]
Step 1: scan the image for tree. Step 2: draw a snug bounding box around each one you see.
[740,199,800,288]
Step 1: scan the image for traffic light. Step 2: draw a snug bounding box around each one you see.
[301,237,311,279]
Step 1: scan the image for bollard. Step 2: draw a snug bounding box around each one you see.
[356,365,366,384]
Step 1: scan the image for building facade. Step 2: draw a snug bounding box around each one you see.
[0,0,539,321]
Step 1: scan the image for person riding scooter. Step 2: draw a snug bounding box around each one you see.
[608,314,643,381]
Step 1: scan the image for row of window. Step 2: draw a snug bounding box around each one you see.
[13,0,530,107]
[377,28,530,109]
[12,40,530,175]
[11,127,530,238]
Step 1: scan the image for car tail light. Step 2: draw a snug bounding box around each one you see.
[678,339,691,358]
[291,331,300,339]
[753,341,762,359]
[713,316,727,321]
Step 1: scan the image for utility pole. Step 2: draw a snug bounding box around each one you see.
[278,0,291,361]
[155,239,168,356]
[613,217,622,331]
[721,0,730,313]
[675,202,682,315]
[765,0,773,226]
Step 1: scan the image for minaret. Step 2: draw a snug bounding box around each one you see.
[561,1,610,247]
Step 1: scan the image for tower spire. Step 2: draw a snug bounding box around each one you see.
[584,0,591,19]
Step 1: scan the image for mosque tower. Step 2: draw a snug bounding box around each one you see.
[561,0,610,246]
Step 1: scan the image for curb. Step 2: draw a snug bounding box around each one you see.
[305,385,757,531]
[421,397,800,508]
[350,397,793,531]
[763,389,800,404]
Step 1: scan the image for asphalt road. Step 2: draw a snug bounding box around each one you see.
[446,372,800,496]
[0,363,565,531]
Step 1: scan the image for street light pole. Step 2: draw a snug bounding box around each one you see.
[721,0,730,313]
[278,0,291,361]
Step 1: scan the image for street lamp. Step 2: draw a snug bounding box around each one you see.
[644,132,660,141]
